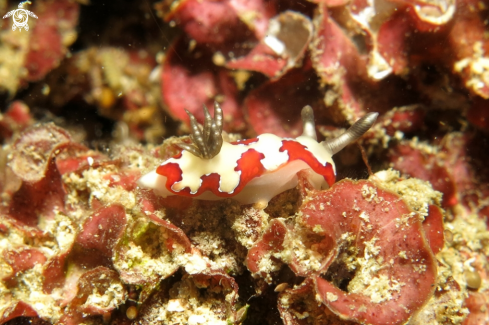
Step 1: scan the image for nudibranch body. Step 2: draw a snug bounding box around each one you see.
[138,104,378,205]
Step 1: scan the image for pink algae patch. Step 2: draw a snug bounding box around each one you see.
[463,292,489,325]
[245,66,322,137]
[146,213,192,254]
[10,124,71,183]
[3,248,47,287]
[24,0,79,82]
[161,38,245,132]
[3,248,47,276]
[449,0,489,99]
[381,106,426,137]
[377,10,412,75]
[165,0,270,45]
[42,251,71,295]
[278,278,357,325]
[422,204,445,255]
[226,11,313,78]
[113,210,194,298]
[246,219,287,276]
[6,124,75,226]
[138,187,192,212]
[389,143,457,208]
[298,180,436,325]
[58,266,126,325]
[226,42,287,78]
[467,97,489,131]
[4,123,103,228]
[136,270,240,324]
[0,101,33,140]
[103,170,141,192]
[76,204,127,257]
[54,145,105,177]
[42,205,128,297]
[0,301,38,324]
[310,5,367,121]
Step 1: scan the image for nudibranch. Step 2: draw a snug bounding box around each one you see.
[138,103,378,204]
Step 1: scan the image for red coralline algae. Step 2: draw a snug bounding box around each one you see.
[6,124,72,226]
[58,266,127,325]
[226,42,288,78]
[380,106,426,137]
[246,218,288,277]
[376,10,412,76]
[0,101,33,141]
[463,292,489,325]
[422,205,445,255]
[42,251,71,295]
[0,301,39,324]
[450,0,489,99]
[161,38,245,132]
[245,65,322,137]
[227,11,313,78]
[136,271,240,324]
[278,277,357,325]
[165,0,274,45]
[275,173,453,325]
[389,132,489,220]
[389,142,458,208]
[76,204,127,258]
[467,98,489,131]
[0,110,486,325]
[249,178,438,325]
[112,208,198,303]
[24,0,79,81]
[169,0,245,44]
[0,0,79,95]
[311,5,367,122]
[145,213,192,254]
[9,124,72,183]
[3,247,47,286]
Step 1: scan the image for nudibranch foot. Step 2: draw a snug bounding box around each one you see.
[138,104,378,205]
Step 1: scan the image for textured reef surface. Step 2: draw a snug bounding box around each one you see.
[0,0,489,324]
